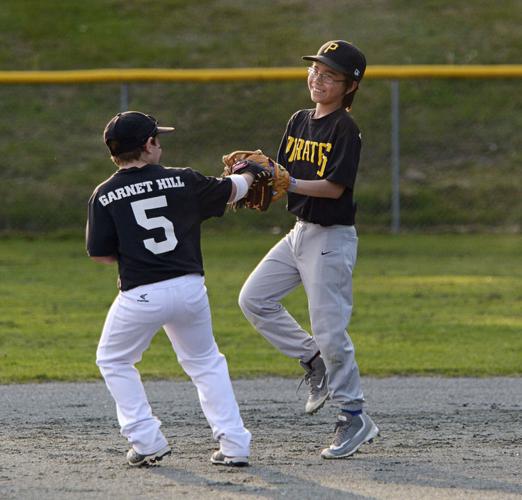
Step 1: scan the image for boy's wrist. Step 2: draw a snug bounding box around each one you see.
[288,176,298,193]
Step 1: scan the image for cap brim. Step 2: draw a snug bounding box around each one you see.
[302,55,348,75]
[157,126,175,134]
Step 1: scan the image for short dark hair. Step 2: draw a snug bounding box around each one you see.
[109,136,158,166]
[342,78,358,111]
[110,147,143,166]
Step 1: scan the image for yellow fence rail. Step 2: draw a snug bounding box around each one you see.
[0,65,521,84]
[2,65,520,232]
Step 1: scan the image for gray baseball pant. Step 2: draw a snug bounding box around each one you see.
[239,220,364,411]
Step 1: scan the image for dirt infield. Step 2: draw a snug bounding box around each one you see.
[1,377,521,499]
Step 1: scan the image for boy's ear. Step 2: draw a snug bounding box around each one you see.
[346,81,358,95]
[143,136,155,151]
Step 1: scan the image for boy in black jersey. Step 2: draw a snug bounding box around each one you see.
[86,111,257,467]
[239,41,379,459]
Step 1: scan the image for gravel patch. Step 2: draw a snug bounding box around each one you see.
[1,377,521,499]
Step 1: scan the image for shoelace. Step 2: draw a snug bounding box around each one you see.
[332,417,352,445]
[296,372,309,394]
[296,369,325,395]
[335,419,348,431]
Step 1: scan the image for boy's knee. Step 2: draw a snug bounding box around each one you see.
[238,287,255,315]
[95,348,105,368]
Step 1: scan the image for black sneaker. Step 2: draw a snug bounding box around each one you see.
[299,354,329,414]
[321,413,379,459]
[210,450,249,467]
[126,445,171,467]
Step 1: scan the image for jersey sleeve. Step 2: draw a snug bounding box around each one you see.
[325,120,361,188]
[277,125,291,167]
[86,190,118,257]
[187,169,232,220]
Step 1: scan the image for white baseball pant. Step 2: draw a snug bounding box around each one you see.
[96,274,251,457]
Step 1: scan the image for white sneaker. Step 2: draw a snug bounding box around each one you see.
[210,450,249,467]
[126,445,171,467]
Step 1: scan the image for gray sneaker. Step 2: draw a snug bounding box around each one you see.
[210,450,249,467]
[299,354,329,414]
[127,445,171,467]
[321,412,379,459]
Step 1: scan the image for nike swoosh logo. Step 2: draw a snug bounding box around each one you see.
[321,251,333,255]
[316,377,326,389]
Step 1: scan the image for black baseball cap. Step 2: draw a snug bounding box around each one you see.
[104,111,175,155]
[302,40,366,82]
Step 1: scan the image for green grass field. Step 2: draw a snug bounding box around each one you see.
[1,232,520,383]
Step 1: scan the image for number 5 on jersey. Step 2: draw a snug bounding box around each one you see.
[131,196,178,255]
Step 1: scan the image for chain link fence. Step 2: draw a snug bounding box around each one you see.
[1,71,520,234]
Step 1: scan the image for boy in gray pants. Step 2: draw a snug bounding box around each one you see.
[239,40,379,459]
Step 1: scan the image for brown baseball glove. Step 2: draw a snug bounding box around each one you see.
[222,150,290,211]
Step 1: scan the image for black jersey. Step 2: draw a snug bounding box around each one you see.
[86,164,232,291]
[277,108,361,226]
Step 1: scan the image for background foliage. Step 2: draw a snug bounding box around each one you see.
[0,2,520,382]
[0,0,521,232]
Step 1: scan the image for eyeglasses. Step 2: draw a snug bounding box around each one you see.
[307,66,346,85]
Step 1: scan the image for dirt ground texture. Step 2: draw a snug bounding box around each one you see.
[1,377,521,500]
